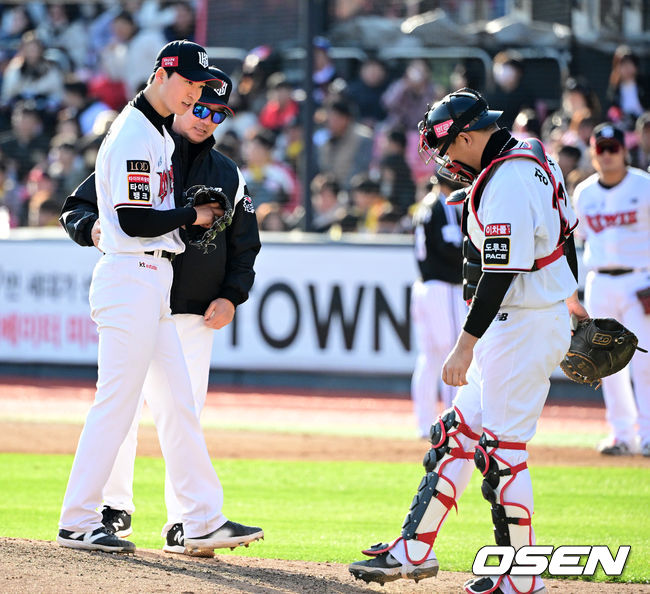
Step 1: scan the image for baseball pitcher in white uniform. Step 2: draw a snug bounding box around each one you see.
[350,88,589,594]
[57,41,263,554]
[573,123,650,456]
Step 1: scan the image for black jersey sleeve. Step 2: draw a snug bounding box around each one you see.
[219,185,261,307]
[463,271,515,338]
[117,206,197,238]
[58,173,99,247]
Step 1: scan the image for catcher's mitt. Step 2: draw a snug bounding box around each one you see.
[560,318,647,387]
[184,185,233,254]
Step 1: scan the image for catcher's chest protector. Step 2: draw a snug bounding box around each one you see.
[457,139,573,301]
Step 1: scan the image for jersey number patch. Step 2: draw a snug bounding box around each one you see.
[483,237,510,265]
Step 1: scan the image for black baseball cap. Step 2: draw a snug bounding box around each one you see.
[154,40,217,84]
[591,123,625,148]
[198,67,234,115]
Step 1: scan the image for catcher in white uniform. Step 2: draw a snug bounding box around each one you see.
[350,88,589,594]
[573,123,650,456]
[58,41,263,554]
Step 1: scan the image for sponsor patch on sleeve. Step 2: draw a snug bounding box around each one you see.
[483,237,510,265]
[126,160,150,173]
[127,174,150,202]
[485,223,511,236]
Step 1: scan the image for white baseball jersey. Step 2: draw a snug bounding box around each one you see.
[573,168,650,270]
[467,155,578,308]
[95,104,185,255]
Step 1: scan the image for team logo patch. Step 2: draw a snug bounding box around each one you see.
[485,223,511,236]
[592,333,612,346]
[214,79,228,96]
[161,56,178,67]
[198,51,208,68]
[483,237,510,265]
[127,160,150,173]
[128,174,150,202]
[242,195,255,213]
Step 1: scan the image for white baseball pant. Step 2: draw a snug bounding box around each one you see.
[102,314,216,535]
[59,254,225,538]
[584,270,650,447]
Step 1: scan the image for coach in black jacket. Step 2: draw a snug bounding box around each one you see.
[58,70,262,554]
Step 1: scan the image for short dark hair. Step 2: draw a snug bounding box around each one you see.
[351,173,381,194]
[387,129,407,149]
[311,173,340,195]
[253,128,276,150]
[558,145,582,161]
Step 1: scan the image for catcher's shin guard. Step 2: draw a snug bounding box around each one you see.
[473,430,536,594]
[390,407,479,563]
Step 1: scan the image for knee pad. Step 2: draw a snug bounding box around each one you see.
[423,408,480,472]
[474,432,530,547]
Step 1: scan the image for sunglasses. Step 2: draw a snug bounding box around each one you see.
[192,104,229,124]
[595,142,621,155]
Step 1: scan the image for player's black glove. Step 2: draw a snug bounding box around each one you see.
[184,185,233,254]
[560,318,647,388]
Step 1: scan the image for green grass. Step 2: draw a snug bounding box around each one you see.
[0,454,647,583]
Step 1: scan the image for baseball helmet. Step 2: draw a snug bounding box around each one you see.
[418,88,502,184]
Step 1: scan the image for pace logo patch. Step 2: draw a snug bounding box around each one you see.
[485,223,511,236]
[128,174,150,201]
[127,160,150,173]
[483,237,510,265]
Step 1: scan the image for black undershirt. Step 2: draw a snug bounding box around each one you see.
[118,207,197,237]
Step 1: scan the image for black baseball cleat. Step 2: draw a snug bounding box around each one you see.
[184,520,264,554]
[57,527,135,553]
[162,523,214,558]
[101,506,132,538]
[349,550,439,585]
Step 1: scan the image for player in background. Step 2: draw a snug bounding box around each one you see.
[411,174,465,438]
[60,69,262,553]
[57,41,262,555]
[572,123,650,456]
[349,88,589,593]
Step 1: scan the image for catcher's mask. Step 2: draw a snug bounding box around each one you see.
[418,88,502,184]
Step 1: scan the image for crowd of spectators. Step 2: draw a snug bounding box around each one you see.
[0,2,648,237]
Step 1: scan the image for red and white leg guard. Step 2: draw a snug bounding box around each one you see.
[469,429,542,594]
[366,407,480,566]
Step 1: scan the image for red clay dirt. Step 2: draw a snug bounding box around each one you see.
[1,377,648,593]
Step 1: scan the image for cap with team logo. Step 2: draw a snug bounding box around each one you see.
[591,123,625,148]
[198,67,234,115]
[154,40,217,84]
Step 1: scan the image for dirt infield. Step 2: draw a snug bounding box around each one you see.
[2,538,649,593]
[1,377,649,592]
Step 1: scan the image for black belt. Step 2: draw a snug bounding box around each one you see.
[144,250,175,261]
[597,268,634,276]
